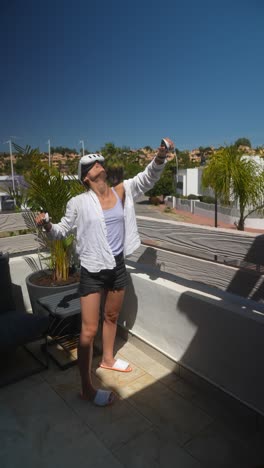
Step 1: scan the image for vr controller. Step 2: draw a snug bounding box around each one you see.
[43,212,50,224]
[40,209,50,225]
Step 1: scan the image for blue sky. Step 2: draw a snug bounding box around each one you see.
[1,0,264,153]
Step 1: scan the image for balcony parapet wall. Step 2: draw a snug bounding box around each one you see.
[119,263,264,416]
[9,254,264,416]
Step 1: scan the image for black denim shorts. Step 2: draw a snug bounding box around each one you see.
[79,252,128,296]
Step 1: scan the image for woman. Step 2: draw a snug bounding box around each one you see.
[36,138,173,406]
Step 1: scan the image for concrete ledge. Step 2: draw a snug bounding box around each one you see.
[119,263,264,416]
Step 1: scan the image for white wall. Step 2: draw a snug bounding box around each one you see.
[178,168,202,196]
[119,264,264,415]
[186,168,199,195]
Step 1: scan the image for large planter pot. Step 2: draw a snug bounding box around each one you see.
[26,270,80,337]
[26,270,80,315]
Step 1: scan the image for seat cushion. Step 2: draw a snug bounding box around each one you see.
[0,311,49,350]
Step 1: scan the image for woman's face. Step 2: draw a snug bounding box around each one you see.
[83,162,106,183]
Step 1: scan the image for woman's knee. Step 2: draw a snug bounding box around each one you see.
[104,307,119,323]
[80,323,98,342]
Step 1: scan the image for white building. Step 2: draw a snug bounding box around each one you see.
[177,167,206,197]
[177,155,264,198]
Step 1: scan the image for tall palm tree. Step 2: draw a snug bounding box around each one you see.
[202,146,264,230]
[101,143,124,185]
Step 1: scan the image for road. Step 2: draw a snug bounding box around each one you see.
[134,196,172,221]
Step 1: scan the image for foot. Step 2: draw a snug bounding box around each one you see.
[100,358,132,373]
[80,387,97,401]
[81,389,116,407]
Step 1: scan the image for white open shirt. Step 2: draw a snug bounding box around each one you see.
[48,159,165,272]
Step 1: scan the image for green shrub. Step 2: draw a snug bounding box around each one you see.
[199,195,215,204]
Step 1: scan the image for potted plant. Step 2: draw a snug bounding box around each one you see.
[22,158,84,313]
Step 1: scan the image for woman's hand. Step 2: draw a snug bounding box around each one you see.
[35,212,52,231]
[155,146,168,164]
[155,137,174,165]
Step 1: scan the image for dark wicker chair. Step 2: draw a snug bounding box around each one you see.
[0,253,50,387]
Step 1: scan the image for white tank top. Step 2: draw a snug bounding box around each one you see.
[103,188,125,256]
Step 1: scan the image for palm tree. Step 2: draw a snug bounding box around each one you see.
[101,143,125,185]
[202,146,264,230]
[12,142,46,173]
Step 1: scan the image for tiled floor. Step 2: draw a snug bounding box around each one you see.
[1,337,264,468]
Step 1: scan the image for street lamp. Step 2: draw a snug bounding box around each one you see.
[47,139,51,166]
[214,192,218,228]
[4,140,15,193]
[175,148,179,187]
[79,140,85,156]
[173,141,179,192]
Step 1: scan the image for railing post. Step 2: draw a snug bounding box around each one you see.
[214,195,218,228]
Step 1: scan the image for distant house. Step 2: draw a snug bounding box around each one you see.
[176,167,208,197]
[177,154,264,198]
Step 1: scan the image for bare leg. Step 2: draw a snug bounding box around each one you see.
[101,288,125,367]
[78,292,101,399]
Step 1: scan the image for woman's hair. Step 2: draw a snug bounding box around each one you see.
[82,180,90,191]
[80,165,91,190]
[80,163,93,181]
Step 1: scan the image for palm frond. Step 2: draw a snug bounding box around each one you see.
[23,256,42,272]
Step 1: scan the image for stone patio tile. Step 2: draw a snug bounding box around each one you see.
[94,355,146,390]
[1,423,123,468]
[114,340,181,383]
[184,421,264,468]
[0,372,44,399]
[139,359,174,381]
[163,375,198,400]
[244,430,264,466]
[113,427,202,468]
[47,355,153,451]
[42,361,80,386]
[190,386,259,431]
[59,386,153,451]
[118,370,193,403]
[122,374,213,445]
[114,340,168,374]
[0,380,122,468]
[157,369,180,387]
[118,373,158,399]
[0,346,47,388]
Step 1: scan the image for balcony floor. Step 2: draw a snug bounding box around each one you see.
[1,335,264,468]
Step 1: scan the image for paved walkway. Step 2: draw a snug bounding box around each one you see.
[1,336,263,468]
